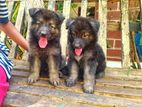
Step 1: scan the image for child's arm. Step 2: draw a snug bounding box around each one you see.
[0,0,29,51]
[0,22,29,51]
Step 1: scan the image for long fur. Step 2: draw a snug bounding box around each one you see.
[66,17,106,93]
[28,8,64,86]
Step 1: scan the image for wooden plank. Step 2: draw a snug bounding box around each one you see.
[5,65,142,106]
[11,69,142,90]
[13,64,29,71]
[22,0,33,60]
[30,0,44,8]
[48,0,56,11]
[4,92,94,107]
[8,1,15,19]
[8,0,26,59]
[105,68,142,81]
[12,70,29,77]
[97,78,142,89]
[80,0,88,17]
[11,65,142,91]
[61,0,71,58]
[12,62,142,80]
[11,76,142,99]
[0,32,6,43]
[5,92,99,107]
[22,0,44,60]
[22,21,30,60]
[98,0,107,58]
[4,92,41,107]
[6,79,142,107]
[120,0,131,68]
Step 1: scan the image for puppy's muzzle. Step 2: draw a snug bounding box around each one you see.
[73,38,84,48]
[38,25,51,37]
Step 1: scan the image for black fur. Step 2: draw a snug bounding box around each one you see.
[28,8,64,86]
[66,17,106,94]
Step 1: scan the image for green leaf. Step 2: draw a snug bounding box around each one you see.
[71,3,77,8]
[140,36,142,45]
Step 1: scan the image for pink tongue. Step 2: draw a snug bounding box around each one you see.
[38,36,48,48]
[75,48,82,56]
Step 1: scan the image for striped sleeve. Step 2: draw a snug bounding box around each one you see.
[0,0,9,24]
[0,42,13,79]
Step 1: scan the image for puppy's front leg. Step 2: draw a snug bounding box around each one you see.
[83,60,98,94]
[47,55,60,86]
[66,61,78,87]
[28,56,41,84]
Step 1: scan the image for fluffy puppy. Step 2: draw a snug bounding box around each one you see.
[28,8,64,86]
[66,17,106,93]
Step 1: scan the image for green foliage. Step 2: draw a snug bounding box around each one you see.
[71,3,78,8]
[57,2,63,13]
[11,2,20,24]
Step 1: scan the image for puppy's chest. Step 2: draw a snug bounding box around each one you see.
[74,55,83,62]
[74,51,94,62]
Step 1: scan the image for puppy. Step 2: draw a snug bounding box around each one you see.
[28,8,64,86]
[66,17,106,93]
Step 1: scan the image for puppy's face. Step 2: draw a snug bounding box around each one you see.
[66,17,100,56]
[29,8,64,48]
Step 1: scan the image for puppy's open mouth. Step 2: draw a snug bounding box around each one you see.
[38,35,48,48]
[74,48,82,56]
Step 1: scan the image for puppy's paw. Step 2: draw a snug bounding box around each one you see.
[83,83,94,94]
[49,74,60,86]
[66,78,76,87]
[28,73,39,84]
[96,71,105,79]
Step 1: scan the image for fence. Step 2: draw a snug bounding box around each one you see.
[0,0,140,68]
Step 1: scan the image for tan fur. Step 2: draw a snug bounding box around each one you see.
[28,56,41,83]
[47,55,60,86]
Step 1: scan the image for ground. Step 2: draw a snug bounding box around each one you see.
[3,60,142,107]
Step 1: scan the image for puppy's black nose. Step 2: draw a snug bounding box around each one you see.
[41,30,47,35]
[73,38,82,48]
[74,43,80,48]
[39,26,50,36]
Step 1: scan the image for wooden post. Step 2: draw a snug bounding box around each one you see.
[98,0,107,58]
[22,0,44,60]
[81,0,88,17]
[61,0,71,57]
[31,0,44,8]
[9,0,26,59]
[22,0,34,60]
[48,0,56,11]
[121,0,131,68]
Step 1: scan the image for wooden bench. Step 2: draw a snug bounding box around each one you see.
[4,64,142,107]
[1,0,142,106]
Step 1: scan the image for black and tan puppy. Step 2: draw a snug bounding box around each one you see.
[66,17,106,93]
[27,8,64,86]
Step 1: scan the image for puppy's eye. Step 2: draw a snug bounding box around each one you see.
[49,23,56,29]
[50,25,56,29]
[35,21,41,24]
[82,33,89,39]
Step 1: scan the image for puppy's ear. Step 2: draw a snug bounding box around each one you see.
[89,19,100,33]
[29,8,41,18]
[56,12,65,23]
[66,19,75,29]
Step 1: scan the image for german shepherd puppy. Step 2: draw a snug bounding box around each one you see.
[27,8,64,86]
[66,17,106,93]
